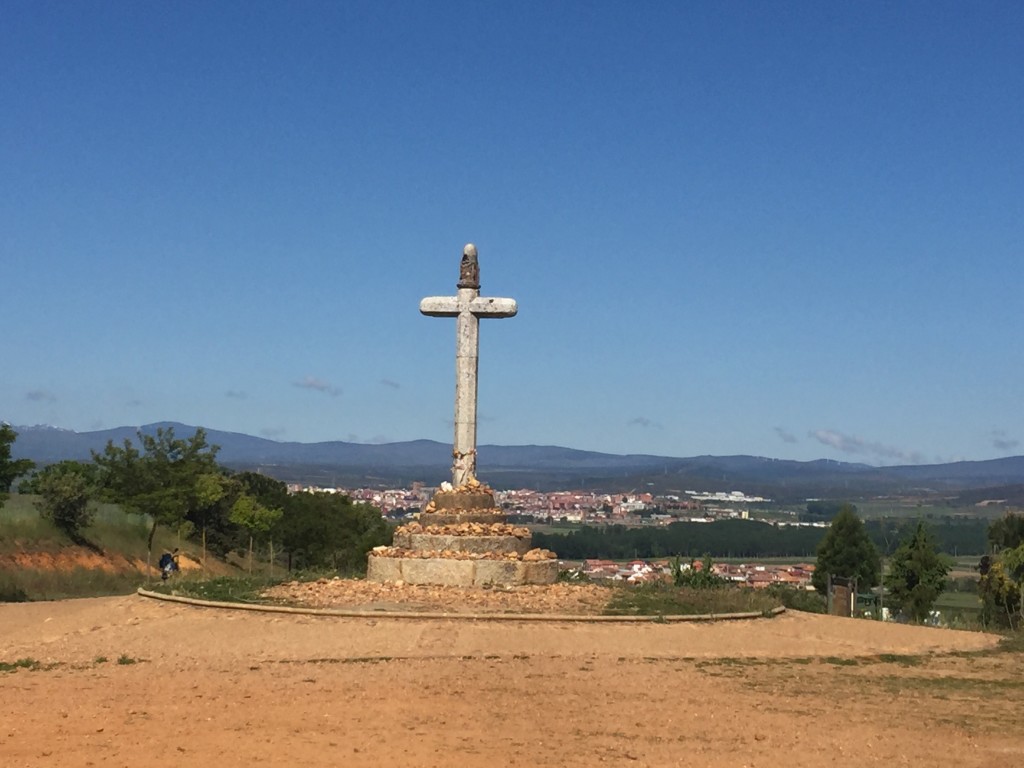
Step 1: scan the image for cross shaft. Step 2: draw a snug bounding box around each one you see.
[420,244,517,487]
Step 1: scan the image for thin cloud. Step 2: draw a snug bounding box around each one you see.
[809,429,923,464]
[992,430,1020,452]
[260,427,286,438]
[225,390,249,400]
[774,427,798,444]
[293,376,341,397]
[25,389,56,403]
[628,416,662,429]
[380,378,401,390]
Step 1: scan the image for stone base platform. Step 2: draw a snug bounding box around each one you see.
[366,555,559,587]
[418,511,506,526]
[367,480,557,587]
[391,532,531,556]
[430,490,497,511]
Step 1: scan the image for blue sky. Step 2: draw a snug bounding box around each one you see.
[2,1,1021,465]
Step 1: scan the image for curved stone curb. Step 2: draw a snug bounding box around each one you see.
[138,587,785,623]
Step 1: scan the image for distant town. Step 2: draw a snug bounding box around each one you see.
[287,482,823,590]
[286,481,829,527]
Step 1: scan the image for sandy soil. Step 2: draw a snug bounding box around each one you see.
[2,593,1022,767]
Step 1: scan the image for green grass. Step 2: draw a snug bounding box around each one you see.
[0,658,43,673]
[148,574,286,603]
[1,566,144,601]
[934,591,982,610]
[602,582,781,617]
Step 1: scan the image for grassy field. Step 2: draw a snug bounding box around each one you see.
[853,499,1007,520]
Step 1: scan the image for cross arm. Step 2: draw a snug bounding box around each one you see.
[420,297,461,317]
[420,296,518,318]
[469,297,517,317]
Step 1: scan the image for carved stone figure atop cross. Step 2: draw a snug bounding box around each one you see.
[420,244,517,487]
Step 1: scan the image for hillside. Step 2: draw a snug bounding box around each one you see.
[0,494,239,601]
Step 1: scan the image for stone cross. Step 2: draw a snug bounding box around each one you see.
[420,244,517,487]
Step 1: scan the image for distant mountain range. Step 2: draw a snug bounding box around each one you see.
[9,421,1024,500]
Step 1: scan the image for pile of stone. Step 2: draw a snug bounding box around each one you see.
[367,479,559,587]
[370,546,556,562]
[398,521,532,537]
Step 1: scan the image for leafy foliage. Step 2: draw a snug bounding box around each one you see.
[0,424,35,504]
[92,427,221,555]
[802,501,855,522]
[979,512,1024,629]
[811,505,880,594]
[32,461,98,537]
[229,492,283,573]
[534,516,989,563]
[884,521,951,623]
[988,512,1024,551]
[671,554,725,588]
[765,584,826,613]
[535,519,825,560]
[278,492,391,573]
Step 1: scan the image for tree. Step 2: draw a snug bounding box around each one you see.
[32,461,98,538]
[812,504,880,595]
[1001,544,1024,628]
[979,512,1024,629]
[188,471,230,569]
[988,512,1024,552]
[0,423,35,507]
[884,521,951,623]
[229,493,283,574]
[234,471,289,509]
[93,427,220,571]
[279,492,390,573]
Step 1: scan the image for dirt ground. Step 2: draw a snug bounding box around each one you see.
[2,592,1023,768]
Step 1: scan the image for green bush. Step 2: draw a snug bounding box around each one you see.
[604,582,779,616]
[766,584,826,613]
[672,554,726,588]
[0,574,29,602]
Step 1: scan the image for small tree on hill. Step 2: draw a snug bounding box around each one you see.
[0,424,35,508]
[884,521,950,623]
[33,461,98,539]
[229,493,283,574]
[812,504,880,595]
[93,427,220,573]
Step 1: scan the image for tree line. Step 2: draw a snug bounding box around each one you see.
[1,424,390,574]
[533,513,990,562]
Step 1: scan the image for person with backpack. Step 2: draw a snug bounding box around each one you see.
[158,548,180,581]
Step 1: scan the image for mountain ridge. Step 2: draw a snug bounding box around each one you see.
[7,421,1024,498]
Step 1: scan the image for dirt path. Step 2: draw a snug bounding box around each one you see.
[1,595,1021,767]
